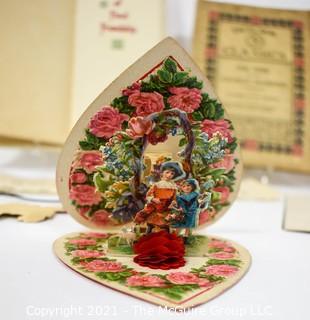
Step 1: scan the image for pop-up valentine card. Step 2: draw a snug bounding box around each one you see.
[54,37,251,309]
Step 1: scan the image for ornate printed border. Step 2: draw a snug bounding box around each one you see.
[205,11,305,156]
[54,231,251,308]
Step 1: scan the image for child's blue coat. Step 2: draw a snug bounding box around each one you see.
[173,191,199,228]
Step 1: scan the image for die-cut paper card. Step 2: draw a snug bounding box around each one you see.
[54,37,250,309]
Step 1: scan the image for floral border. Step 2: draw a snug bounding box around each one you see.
[68,57,239,228]
[64,232,242,302]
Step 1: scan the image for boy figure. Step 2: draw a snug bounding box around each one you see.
[171,179,200,243]
[134,161,185,233]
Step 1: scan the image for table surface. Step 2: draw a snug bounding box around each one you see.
[1,189,309,319]
[0,140,310,320]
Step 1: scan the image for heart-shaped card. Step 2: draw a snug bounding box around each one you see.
[54,37,250,309]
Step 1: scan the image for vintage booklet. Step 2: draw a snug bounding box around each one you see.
[193,1,310,172]
[0,0,164,145]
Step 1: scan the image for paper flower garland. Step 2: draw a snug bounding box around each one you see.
[68,57,238,228]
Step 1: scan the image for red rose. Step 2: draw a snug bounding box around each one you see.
[147,130,168,145]
[88,106,129,138]
[133,231,185,270]
[122,82,141,96]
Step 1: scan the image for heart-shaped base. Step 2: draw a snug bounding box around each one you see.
[53,231,250,309]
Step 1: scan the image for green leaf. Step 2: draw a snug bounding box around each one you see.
[79,129,106,151]
[178,137,187,147]
[86,130,99,144]
[204,274,225,282]
[183,76,203,89]
[149,284,199,301]
[197,94,225,120]
[172,71,189,85]
[191,267,205,273]
[111,96,135,116]
[227,137,238,153]
[207,102,216,118]
[79,141,93,150]
[71,257,82,265]
[164,58,177,73]
[207,247,222,254]
[96,272,117,281]
[191,110,204,121]
[206,259,241,267]
[207,168,226,177]
[93,172,113,192]
[157,69,173,83]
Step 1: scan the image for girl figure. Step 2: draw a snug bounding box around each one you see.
[134,161,185,233]
[172,179,200,243]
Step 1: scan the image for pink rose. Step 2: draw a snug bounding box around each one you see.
[81,232,109,239]
[126,275,166,287]
[126,116,153,139]
[197,278,214,288]
[209,252,235,259]
[208,239,229,249]
[91,210,111,226]
[210,153,235,172]
[74,151,104,173]
[205,265,239,276]
[122,82,141,96]
[128,92,164,116]
[69,184,102,206]
[208,240,236,253]
[167,272,199,284]
[222,246,236,253]
[199,208,216,225]
[213,186,230,204]
[88,106,129,138]
[70,172,87,184]
[167,272,213,288]
[71,250,103,258]
[68,239,97,246]
[167,87,202,112]
[81,260,124,272]
[201,119,233,143]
